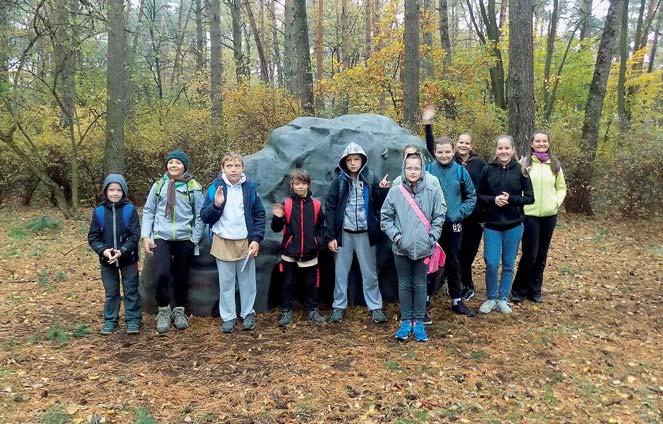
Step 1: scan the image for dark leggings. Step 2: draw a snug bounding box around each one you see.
[281,262,319,311]
[459,220,483,290]
[439,221,463,300]
[512,215,558,298]
[153,239,195,307]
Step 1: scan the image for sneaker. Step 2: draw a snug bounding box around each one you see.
[126,323,140,335]
[156,306,172,334]
[496,300,513,314]
[278,309,294,327]
[412,321,429,342]
[423,310,433,325]
[307,309,326,324]
[242,313,256,331]
[511,293,525,303]
[329,308,344,323]
[220,319,236,333]
[100,322,117,336]
[171,306,189,330]
[529,294,543,303]
[370,309,387,323]
[479,299,497,314]
[452,301,477,317]
[462,288,475,301]
[394,320,412,341]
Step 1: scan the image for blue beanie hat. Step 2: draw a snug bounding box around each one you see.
[165,149,190,171]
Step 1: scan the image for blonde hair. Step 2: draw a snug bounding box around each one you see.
[222,152,243,166]
[494,135,528,175]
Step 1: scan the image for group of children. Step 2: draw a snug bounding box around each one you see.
[88,110,566,342]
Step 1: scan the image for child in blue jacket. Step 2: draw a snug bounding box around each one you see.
[201,152,266,333]
[88,174,141,335]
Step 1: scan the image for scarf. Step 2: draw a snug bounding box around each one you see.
[165,172,193,218]
[534,152,550,162]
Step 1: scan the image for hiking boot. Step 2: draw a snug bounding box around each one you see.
[412,321,429,342]
[394,320,412,341]
[172,306,189,330]
[370,309,387,323]
[307,309,326,324]
[100,322,117,336]
[423,310,433,325]
[220,319,236,333]
[242,313,256,331]
[126,323,140,335]
[278,309,294,327]
[479,299,497,314]
[329,308,344,323]
[529,294,543,303]
[462,288,476,301]
[156,306,172,334]
[510,293,525,303]
[452,301,476,317]
[496,300,512,314]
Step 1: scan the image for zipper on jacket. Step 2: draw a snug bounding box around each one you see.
[112,203,117,250]
[355,180,359,231]
[300,198,305,258]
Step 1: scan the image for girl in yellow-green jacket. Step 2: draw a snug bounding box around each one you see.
[511,131,567,303]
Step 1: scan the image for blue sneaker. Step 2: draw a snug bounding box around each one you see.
[412,321,429,342]
[394,320,412,341]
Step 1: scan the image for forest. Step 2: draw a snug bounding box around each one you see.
[0,0,661,218]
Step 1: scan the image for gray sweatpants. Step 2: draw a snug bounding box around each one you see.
[332,230,383,310]
[216,258,256,322]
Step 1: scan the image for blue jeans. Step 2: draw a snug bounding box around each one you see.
[393,254,428,320]
[483,225,523,301]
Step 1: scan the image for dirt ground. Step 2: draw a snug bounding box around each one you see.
[0,206,661,424]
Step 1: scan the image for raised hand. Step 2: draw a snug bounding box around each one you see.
[422,104,436,124]
[379,174,391,189]
[272,203,285,218]
[214,185,225,207]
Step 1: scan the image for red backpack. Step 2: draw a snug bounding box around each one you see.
[283,197,321,225]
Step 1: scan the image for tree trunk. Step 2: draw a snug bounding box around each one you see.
[0,0,8,98]
[171,0,192,87]
[633,0,647,54]
[542,0,558,120]
[579,0,593,41]
[105,0,127,176]
[617,0,630,133]
[439,0,452,64]
[271,0,283,86]
[365,0,372,62]
[648,8,662,72]
[508,0,535,155]
[478,0,507,109]
[294,0,314,114]
[403,0,420,129]
[284,0,298,93]
[544,19,583,120]
[498,0,507,29]
[422,0,435,78]
[244,0,270,83]
[341,0,349,68]
[566,0,625,215]
[315,0,325,113]
[195,0,205,69]
[210,0,223,136]
[230,0,247,82]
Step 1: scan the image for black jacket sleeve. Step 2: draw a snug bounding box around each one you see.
[509,172,535,206]
[477,167,496,205]
[87,212,106,256]
[120,206,141,256]
[271,202,286,233]
[425,124,435,156]
[324,178,341,243]
[315,204,326,247]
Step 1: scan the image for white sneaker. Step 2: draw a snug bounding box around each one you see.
[496,300,512,314]
[479,299,497,314]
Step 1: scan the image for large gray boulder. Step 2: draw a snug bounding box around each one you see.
[140,114,430,316]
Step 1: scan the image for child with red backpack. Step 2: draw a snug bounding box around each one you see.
[271,169,327,326]
[88,174,142,335]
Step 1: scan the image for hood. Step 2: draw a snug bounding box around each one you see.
[338,142,368,177]
[401,151,426,187]
[102,174,128,200]
[221,172,247,187]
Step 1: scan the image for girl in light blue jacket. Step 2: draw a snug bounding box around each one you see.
[381,152,445,342]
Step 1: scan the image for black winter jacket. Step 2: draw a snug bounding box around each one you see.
[87,200,141,267]
[454,151,487,222]
[477,159,535,230]
[271,193,326,261]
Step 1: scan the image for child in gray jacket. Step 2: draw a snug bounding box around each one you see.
[380,152,445,342]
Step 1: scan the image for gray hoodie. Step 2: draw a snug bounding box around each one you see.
[339,143,370,232]
[140,174,205,243]
[380,152,446,260]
